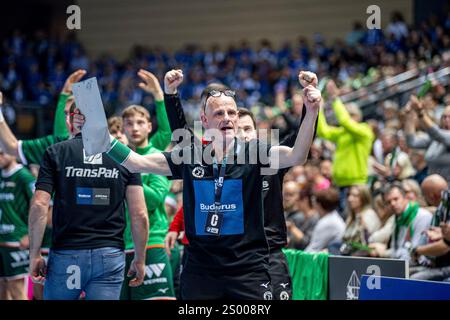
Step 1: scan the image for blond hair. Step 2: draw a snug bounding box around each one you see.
[121,105,151,122]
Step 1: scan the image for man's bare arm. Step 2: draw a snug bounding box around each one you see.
[126,185,149,287]
[416,240,450,257]
[29,190,51,260]
[0,92,19,156]
[107,138,172,175]
[126,185,149,264]
[270,85,320,169]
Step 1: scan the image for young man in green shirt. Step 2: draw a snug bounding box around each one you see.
[0,149,35,300]
[119,70,175,300]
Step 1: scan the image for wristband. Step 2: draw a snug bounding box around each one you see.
[107,138,132,165]
[0,106,4,122]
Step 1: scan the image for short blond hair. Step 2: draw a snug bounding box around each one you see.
[121,105,151,122]
[345,102,362,119]
[107,116,123,133]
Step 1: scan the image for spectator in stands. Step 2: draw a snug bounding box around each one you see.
[402,179,427,207]
[368,193,395,245]
[338,185,381,256]
[319,159,333,182]
[409,175,449,281]
[286,186,319,250]
[373,129,416,182]
[382,100,400,130]
[405,96,450,183]
[305,188,345,252]
[410,149,428,184]
[317,80,374,214]
[284,181,303,246]
[386,11,409,41]
[369,183,432,262]
[304,160,331,192]
[421,174,449,212]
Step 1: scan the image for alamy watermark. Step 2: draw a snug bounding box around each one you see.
[66,5,81,30]
[366,5,381,30]
[169,122,281,175]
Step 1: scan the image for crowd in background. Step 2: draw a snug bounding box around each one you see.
[1,11,450,121]
[1,8,450,290]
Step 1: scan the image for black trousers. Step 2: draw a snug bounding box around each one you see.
[268,249,292,300]
[180,268,273,300]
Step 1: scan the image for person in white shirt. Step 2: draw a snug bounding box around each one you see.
[369,183,432,262]
[305,188,345,252]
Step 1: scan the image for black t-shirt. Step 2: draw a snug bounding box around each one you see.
[164,93,316,253]
[163,139,270,275]
[262,171,289,251]
[35,134,142,250]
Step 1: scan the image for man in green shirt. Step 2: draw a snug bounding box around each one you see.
[119,69,175,300]
[0,148,35,300]
[0,69,86,166]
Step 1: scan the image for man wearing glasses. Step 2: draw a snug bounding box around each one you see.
[163,70,317,300]
[84,69,321,299]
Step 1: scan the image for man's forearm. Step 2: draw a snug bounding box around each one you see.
[29,202,48,259]
[0,117,19,157]
[279,108,319,168]
[107,138,172,175]
[130,213,149,263]
[417,240,450,257]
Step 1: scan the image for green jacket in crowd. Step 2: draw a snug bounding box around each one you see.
[317,98,374,187]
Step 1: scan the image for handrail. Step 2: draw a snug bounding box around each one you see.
[355,67,450,109]
[341,68,421,103]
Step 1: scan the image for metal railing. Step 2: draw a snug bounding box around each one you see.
[338,66,450,117]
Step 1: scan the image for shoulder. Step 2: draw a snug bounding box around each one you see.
[16,166,35,182]
[417,208,432,219]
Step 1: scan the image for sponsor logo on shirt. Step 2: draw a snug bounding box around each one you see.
[76,187,110,205]
[0,182,15,188]
[199,203,237,212]
[192,166,205,178]
[262,180,269,191]
[0,193,14,201]
[0,224,15,234]
[65,166,119,179]
[194,179,244,236]
[83,149,103,165]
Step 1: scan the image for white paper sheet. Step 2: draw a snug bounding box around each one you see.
[72,77,110,156]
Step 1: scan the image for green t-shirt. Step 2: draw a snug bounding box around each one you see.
[19,135,67,165]
[0,165,35,244]
[123,144,171,250]
[148,99,172,152]
[123,99,172,250]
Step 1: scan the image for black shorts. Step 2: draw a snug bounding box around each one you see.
[180,269,273,300]
[268,249,292,300]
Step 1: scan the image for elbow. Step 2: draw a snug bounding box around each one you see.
[134,209,149,227]
[29,203,48,223]
[4,141,19,157]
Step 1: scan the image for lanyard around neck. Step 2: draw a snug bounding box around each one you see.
[212,155,227,207]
